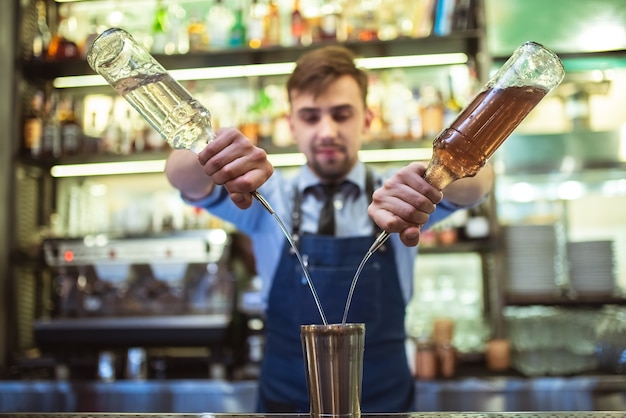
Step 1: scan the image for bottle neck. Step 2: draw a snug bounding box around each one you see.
[423,159,459,191]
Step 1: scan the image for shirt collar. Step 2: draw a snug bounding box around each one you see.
[296,160,366,194]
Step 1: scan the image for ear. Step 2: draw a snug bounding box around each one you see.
[288,110,296,132]
[363,107,374,132]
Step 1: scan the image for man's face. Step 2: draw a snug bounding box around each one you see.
[288,75,372,182]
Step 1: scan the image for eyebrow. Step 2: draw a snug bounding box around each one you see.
[297,104,355,114]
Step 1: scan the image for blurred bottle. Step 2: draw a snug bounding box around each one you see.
[81,109,102,155]
[59,96,83,156]
[432,318,456,378]
[32,0,51,60]
[187,12,209,52]
[565,89,591,131]
[207,0,235,50]
[443,72,464,127]
[247,0,267,49]
[342,0,359,41]
[319,0,343,41]
[377,0,399,41]
[414,337,436,380]
[272,113,292,147]
[113,107,133,156]
[252,88,274,146]
[229,7,247,48]
[47,5,79,60]
[419,85,444,139]
[81,17,106,59]
[102,107,121,155]
[264,0,281,46]
[41,94,62,158]
[151,0,169,54]
[301,3,321,44]
[409,88,423,140]
[290,0,305,46]
[384,69,412,140]
[240,112,259,146]
[130,111,148,154]
[355,0,378,42]
[23,90,44,157]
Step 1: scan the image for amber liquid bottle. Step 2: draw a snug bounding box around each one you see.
[47,6,79,60]
[423,41,565,191]
[364,42,565,258]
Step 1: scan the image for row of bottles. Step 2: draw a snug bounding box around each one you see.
[22,65,476,159]
[22,0,82,61]
[22,0,478,60]
[52,178,230,239]
[23,88,169,159]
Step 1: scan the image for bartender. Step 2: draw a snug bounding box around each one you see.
[165,45,494,413]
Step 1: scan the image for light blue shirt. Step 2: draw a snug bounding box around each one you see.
[185,160,462,308]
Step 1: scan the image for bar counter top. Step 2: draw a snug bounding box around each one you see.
[1,376,626,414]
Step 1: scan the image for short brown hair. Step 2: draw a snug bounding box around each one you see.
[286,45,369,106]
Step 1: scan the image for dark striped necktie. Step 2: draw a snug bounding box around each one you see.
[317,183,339,236]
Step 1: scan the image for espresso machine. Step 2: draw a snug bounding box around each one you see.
[34,229,241,380]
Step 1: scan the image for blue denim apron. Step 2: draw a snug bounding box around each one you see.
[257,171,414,413]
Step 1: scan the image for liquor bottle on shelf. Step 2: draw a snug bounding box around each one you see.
[31,0,51,60]
[354,0,379,42]
[187,12,209,52]
[59,96,83,156]
[443,72,464,127]
[81,17,105,59]
[247,0,267,49]
[264,0,281,46]
[250,88,274,147]
[207,0,235,50]
[319,0,341,41]
[102,105,121,155]
[229,7,246,48]
[47,4,79,60]
[419,84,445,140]
[23,90,44,157]
[290,0,305,46]
[151,0,169,54]
[377,0,400,41]
[41,94,61,158]
[118,107,134,155]
[167,0,188,54]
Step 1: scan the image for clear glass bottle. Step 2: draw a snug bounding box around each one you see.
[87,28,214,154]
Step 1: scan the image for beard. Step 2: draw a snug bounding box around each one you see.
[308,151,355,182]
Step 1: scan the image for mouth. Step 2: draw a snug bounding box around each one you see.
[316,146,343,160]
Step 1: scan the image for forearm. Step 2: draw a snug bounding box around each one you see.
[164,149,215,201]
[441,163,494,207]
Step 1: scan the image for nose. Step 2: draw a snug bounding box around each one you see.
[318,113,338,140]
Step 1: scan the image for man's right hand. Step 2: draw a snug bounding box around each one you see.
[165,127,274,209]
